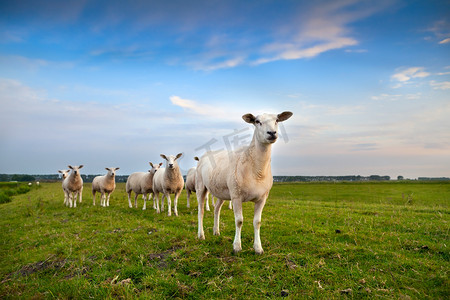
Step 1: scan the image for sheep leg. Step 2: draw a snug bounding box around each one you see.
[232,199,244,253]
[253,198,266,255]
[174,191,181,216]
[154,193,160,213]
[197,188,207,240]
[152,192,157,210]
[186,189,191,209]
[74,192,78,208]
[166,193,172,216]
[142,193,147,210]
[106,193,110,207]
[92,191,96,206]
[154,193,161,213]
[205,192,210,211]
[68,192,73,208]
[229,200,233,210]
[161,194,165,212]
[134,193,138,208]
[127,192,132,208]
[213,199,225,236]
[79,186,83,203]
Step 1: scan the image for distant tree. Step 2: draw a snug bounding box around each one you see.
[11,175,35,182]
[397,176,404,181]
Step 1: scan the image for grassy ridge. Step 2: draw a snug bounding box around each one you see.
[0,182,449,299]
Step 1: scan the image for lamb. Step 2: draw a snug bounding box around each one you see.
[195,111,293,254]
[92,167,120,207]
[63,165,84,208]
[58,169,70,205]
[153,153,184,216]
[126,162,162,210]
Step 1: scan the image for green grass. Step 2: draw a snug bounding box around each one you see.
[0,181,449,299]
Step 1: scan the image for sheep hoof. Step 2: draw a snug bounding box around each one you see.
[213,231,220,236]
[198,233,205,240]
[233,244,242,253]
[142,207,146,210]
[254,248,264,255]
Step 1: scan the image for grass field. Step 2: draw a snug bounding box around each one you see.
[0,181,449,299]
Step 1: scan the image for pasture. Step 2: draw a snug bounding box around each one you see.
[0,181,448,299]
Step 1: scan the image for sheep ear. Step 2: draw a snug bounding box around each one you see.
[175,153,183,160]
[194,156,199,161]
[105,167,110,171]
[79,165,84,169]
[115,167,120,170]
[160,154,167,160]
[242,113,256,124]
[68,165,73,169]
[149,162,154,168]
[277,111,293,122]
[58,170,62,174]
[159,162,163,167]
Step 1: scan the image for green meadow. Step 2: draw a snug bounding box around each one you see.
[0,181,448,299]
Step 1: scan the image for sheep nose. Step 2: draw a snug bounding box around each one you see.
[169,164,174,168]
[267,131,277,137]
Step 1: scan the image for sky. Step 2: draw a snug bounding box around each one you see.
[0,0,449,179]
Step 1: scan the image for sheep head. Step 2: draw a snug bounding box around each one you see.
[149,162,163,174]
[58,169,70,179]
[68,165,84,175]
[106,167,119,177]
[242,111,293,144]
[160,153,183,169]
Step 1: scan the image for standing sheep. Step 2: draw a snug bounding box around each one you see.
[126,162,162,210]
[196,111,293,254]
[92,167,120,207]
[186,157,226,211]
[63,165,84,208]
[153,153,184,216]
[58,169,70,205]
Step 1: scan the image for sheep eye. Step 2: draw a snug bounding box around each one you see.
[255,120,261,125]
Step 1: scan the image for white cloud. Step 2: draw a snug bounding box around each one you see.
[439,38,450,44]
[391,67,430,82]
[430,80,450,90]
[371,93,421,101]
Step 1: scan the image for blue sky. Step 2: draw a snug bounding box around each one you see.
[0,0,449,179]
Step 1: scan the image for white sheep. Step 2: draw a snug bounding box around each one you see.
[63,165,84,208]
[196,111,293,254]
[92,167,120,207]
[185,157,230,211]
[153,153,184,216]
[126,162,162,210]
[58,169,70,205]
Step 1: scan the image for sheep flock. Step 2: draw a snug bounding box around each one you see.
[57,111,293,254]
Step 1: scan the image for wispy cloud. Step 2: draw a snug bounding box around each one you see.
[391,67,430,82]
[429,80,450,90]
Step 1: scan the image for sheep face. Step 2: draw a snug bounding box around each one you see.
[160,153,183,169]
[68,165,84,175]
[243,111,293,144]
[149,162,163,174]
[58,170,70,179]
[106,167,120,177]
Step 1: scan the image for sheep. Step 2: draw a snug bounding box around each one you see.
[195,111,293,254]
[126,162,162,210]
[58,169,70,205]
[63,165,84,208]
[153,153,184,216]
[92,167,120,207]
[185,157,230,211]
